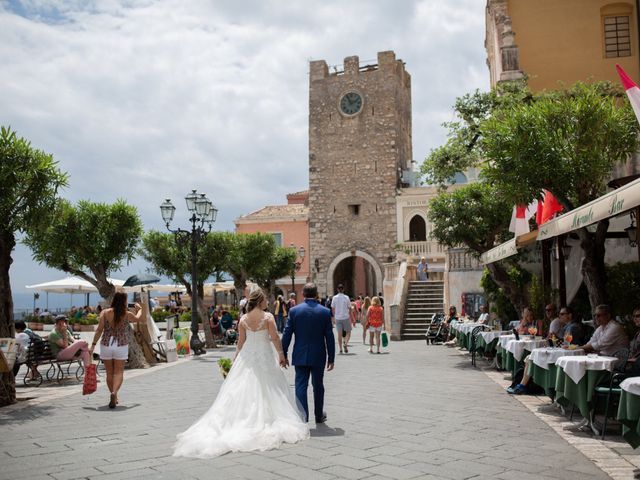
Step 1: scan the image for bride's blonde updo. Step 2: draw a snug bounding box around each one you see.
[246,287,266,312]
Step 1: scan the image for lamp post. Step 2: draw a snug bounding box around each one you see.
[290,244,306,297]
[160,190,217,354]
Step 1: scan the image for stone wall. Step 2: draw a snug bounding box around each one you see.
[308,51,412,296]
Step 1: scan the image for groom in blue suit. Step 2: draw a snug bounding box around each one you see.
[282,282,335,423]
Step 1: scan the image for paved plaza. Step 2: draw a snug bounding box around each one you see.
[1,335,636,480]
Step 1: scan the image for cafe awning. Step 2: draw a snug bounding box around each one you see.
[480,238,518,264]
[537,177,640,241]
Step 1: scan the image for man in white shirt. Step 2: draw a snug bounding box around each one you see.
[331,284,352,354]
[544,304,564,339]
[582,304,629,357]
[477,305,489,324]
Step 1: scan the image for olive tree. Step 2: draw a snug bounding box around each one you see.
[0,127,68,406]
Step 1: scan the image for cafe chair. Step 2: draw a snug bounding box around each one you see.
[594,348,631,440]
[470,325,491,367]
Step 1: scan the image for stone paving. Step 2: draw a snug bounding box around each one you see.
[0,333,630,480]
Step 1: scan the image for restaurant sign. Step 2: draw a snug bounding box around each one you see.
[537,177,640,241]
[480,238,518,265]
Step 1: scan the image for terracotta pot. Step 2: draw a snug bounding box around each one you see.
[28,322,43,331]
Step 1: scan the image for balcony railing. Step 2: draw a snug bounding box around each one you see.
[401,241,446,257]
[447,248,482,271]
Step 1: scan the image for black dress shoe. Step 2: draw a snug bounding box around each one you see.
[315,412,327,423]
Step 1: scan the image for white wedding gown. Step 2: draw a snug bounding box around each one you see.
[173,320,310,458]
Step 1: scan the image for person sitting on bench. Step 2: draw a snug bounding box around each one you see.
[48,315,90,368]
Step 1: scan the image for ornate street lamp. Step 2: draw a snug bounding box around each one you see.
[626,210,637,247]
[290,244,306,296]
[160,191,217,354]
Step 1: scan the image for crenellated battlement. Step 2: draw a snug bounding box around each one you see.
[309,50,408,81]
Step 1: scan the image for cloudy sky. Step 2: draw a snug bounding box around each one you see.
[1,0,488,307]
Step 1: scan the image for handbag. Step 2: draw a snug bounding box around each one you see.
[381,330,389,348]
[82,364,97,395]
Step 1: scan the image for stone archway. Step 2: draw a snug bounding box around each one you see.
[326,250,383,298]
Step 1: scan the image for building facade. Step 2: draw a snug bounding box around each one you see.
[486,0,640,90]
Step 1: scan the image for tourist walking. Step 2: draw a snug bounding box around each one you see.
[174,287,309,458]
[417,257,429,281]
[360,296,371,344]
[274,294,287,333]
[331,284,351,354]
[366,297,385,353]
[89,292,148,409]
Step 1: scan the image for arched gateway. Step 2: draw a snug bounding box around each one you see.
[326,250,383,297]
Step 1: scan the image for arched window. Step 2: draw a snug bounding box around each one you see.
[409,215,427,241]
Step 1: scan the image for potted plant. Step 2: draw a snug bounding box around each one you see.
[42,316,56,331]
[218,358,233,379]
[24,314,43,331]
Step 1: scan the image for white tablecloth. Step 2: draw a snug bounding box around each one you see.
[621,377,640,396]
[480,330,511,344]
[456,323,486,335]
[555,355,617,384]
[506,338,549,362]
[498,334,515,350]
[529,347,584,370]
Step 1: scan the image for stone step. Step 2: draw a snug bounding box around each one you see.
[401,333,429,340]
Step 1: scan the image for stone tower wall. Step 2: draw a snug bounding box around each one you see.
[308,50,412,296]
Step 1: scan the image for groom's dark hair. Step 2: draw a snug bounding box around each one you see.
[303,283,318,299]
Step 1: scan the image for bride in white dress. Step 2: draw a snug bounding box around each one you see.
[173,287,310,458]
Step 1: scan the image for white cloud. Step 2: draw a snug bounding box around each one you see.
[1,0,489,303]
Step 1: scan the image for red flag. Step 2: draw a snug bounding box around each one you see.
[537,190,563,225]
[616,64,640,125]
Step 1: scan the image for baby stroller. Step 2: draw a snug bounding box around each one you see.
[425,313,446,345]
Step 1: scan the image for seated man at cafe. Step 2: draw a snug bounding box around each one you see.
[629,307,640,360]
[580,304,629,357]
[477,305,489,325]
[507,306,575,395]
[48,315,91,368]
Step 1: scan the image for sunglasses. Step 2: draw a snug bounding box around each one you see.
[559,312,569,315]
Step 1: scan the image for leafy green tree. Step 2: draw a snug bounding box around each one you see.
[423,81,639,309]
[253,246,298,301]
[0,127,68,406]
[225,233,278,301]
[140,231,231,347]
[428,182,529,313]
[421,80,531,185]
[482,82,639,307]
[25,200,147,367]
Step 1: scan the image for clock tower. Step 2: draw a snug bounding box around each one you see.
[308,51,412,297]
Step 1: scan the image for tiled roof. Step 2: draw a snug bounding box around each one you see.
[236,204,308,221]
[287,189,309,196]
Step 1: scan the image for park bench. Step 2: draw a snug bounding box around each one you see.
[23,337,84,386]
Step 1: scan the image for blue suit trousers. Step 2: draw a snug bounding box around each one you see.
[295,365,325,422]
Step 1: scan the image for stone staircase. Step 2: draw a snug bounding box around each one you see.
[401,281,444,340]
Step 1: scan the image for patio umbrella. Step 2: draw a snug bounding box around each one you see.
[123,273,161,287]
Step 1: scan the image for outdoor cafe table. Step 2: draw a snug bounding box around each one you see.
[455,323,486,350]
[502,337,548,378]
[477,330,510,356]
[527,347,584,397]
[497,334,515,371]
[555,355,617,425]
[617,377,640,448]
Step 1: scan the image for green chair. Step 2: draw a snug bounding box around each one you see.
[594,348,631,440]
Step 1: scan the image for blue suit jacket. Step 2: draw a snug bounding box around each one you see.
[282,299,335,367]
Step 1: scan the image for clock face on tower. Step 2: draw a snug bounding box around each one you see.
[339,91,363,116]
